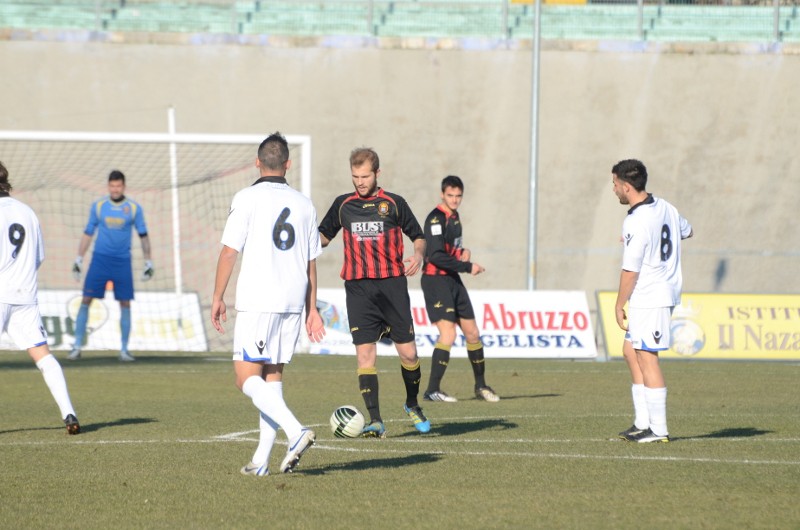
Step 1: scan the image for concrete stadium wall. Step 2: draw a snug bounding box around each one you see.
[1,35,798,328]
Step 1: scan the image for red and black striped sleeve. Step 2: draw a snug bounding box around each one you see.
[423,207,471,275]
[318,193,349,242]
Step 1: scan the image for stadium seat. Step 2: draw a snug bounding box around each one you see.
[0,0,796,42]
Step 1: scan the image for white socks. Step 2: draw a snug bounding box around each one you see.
[35,354,76,419]
[645,386,668,436]
[631,384,649,430]
[242,376,303,444]
[252,412,279,466]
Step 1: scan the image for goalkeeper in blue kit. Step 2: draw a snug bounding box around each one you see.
[69,170,152,362]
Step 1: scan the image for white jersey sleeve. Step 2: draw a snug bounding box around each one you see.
[0,197,44,305]
[679,214,693,239]
[220,191,250,253]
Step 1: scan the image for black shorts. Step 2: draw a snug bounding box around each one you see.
[344,276,415,345]
[421,274,475,323]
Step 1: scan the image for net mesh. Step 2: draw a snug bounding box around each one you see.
[0,134,308,352]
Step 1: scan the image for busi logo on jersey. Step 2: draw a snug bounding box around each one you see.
[350,221,383,241]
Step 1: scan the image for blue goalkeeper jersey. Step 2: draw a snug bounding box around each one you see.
[84,196,148,259]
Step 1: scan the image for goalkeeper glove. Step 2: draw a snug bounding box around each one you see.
[72,257,82,282]
[141,260,154,281]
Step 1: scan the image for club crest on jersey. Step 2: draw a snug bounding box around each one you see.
[377,201,390,216]
[351,221,384,241]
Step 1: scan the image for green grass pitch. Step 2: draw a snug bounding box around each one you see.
[1,351,799,529]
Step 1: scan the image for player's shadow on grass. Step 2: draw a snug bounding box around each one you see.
[123,356,221,364]
[0,358,50,370]
[0,425,65,435]
[303,454,442,475]
[678,427,774,441]
[0,417,156,435]
[482,393,560,401]
[0,356,208,370]
[68,355,209,366]
[400,418,518,437]
[78,417,158,433]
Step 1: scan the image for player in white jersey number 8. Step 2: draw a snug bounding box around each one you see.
[611,159,693,444]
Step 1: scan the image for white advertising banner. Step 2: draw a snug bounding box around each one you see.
[308,288,597,359]
[0,290,207,352]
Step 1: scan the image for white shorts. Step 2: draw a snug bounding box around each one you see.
[0,303,48,350]
[232,312,302,364]
[625,306,674,353]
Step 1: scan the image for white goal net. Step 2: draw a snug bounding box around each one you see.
[0,129,311,353]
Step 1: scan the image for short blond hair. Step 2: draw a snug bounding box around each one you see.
[350,147,379,172]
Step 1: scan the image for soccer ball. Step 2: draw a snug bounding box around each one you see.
[329,405,366,438]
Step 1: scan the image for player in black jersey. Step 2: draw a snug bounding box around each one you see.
[319,147,430,437]
[421,176,499,403]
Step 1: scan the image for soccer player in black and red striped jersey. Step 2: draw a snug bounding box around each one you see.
[421,176,499,403]
[319,147,430,438]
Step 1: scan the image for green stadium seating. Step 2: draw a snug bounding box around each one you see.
[242,2,374,36]
[378,4,510,38]
[0,0,797,43]
[644,5,777,42]
[0,2,102,31]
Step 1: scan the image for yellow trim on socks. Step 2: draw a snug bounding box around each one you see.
[467,341,484,351]
[401,360,420,371]
[357,367,378,376]
[434,342,452,352]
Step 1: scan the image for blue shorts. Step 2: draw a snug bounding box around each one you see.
[83,253,134,301]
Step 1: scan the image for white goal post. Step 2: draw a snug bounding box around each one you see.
[0,127,311,353]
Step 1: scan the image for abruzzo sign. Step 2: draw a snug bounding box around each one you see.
[308,289,597,359]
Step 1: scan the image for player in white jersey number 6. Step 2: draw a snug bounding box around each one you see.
[212,132,325,476]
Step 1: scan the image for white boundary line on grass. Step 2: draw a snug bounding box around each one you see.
[215,418,800,466]
[2,435,798,466]
[309,443,800,466]
[4,412,799,467]
[5,424,798,467]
